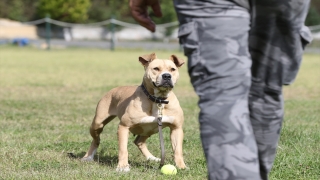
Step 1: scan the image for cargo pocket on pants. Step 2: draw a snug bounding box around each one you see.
[178,21,202,79]
[300,26,313,49]
[283,26,313,85]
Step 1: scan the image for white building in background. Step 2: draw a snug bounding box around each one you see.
[313,32,320,40]
[63,26,178,41]
[0,18,38,39]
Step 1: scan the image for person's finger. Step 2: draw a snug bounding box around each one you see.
[131,8,156,31]
[138,18,156,32]
[130,0,156,32]
[149,1,162,17]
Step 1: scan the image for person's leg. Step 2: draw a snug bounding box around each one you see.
[248,0,312,179]
[175,1,260,179]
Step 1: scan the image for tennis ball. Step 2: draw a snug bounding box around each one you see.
[161,164,177,175]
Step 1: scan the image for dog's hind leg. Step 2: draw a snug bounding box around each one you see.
[81,115,115,161]
[82,99,116,161]
[134,135,160,162]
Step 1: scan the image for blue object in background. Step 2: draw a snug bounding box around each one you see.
[12,38,29,46]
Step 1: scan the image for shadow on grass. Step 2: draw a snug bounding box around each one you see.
[66,151,158,170]
[66,151,117,166]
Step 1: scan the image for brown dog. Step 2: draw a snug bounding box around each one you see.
[81,53,187,172]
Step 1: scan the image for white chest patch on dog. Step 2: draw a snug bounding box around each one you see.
[130,115,175,136]
[140,116,174,124]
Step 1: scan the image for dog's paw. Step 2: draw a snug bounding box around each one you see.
[147,156,161,162]
[176,163,188,169]
[81,156,94,162]
[178,165,189,170]
[116,164,130,172]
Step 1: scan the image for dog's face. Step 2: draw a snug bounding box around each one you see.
[139,53,185,93]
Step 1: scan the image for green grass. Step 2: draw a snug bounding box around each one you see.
[0,46,319,179]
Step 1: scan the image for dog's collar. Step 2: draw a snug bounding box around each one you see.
[140,84,169,104]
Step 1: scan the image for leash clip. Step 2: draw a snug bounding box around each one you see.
[157,103,163,117]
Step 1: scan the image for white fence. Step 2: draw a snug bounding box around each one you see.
[0,17,319,51]
[1,17,320,41]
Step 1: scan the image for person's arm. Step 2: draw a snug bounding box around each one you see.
[129,0,162,32]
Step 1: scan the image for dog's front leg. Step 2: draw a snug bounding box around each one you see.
[170,127,187,169]
[116,124,130,172]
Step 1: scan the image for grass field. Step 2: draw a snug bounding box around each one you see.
[0,46,319,180]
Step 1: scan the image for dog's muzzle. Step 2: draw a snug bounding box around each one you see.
[156,73,173,88]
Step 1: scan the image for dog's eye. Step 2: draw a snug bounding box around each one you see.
[153,67,160,71]
[171,68,176,72]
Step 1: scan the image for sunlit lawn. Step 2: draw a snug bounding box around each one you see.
[0,46,319,179]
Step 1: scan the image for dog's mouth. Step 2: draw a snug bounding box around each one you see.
[153,81,174,88]
[161,81,174,88]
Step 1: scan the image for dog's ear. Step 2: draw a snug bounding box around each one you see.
[139,53,157,66]
[170,55,185,68]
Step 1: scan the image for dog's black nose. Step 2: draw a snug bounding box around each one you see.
[162,73,171,80]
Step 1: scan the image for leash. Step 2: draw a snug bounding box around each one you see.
[140,84,167,168]
[157,103,165,168]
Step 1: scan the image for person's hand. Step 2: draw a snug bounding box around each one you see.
[129,0,162,32]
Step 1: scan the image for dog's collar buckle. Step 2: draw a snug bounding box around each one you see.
[140,84,169,104]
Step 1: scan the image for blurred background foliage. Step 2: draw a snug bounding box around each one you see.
[0,0,178,24]
[36,0,91,23]
[0,0,319,25]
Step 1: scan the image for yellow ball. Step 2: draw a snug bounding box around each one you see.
[161,164,177,175]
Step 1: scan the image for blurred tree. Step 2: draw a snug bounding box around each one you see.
[7,0,24,21]
[306,6,320,26]
[87,0,133,23]
[36,0,91,23]
[0,0,37,22]
[87,0,110,22]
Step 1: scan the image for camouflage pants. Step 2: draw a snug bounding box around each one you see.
[174,0,312,179]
